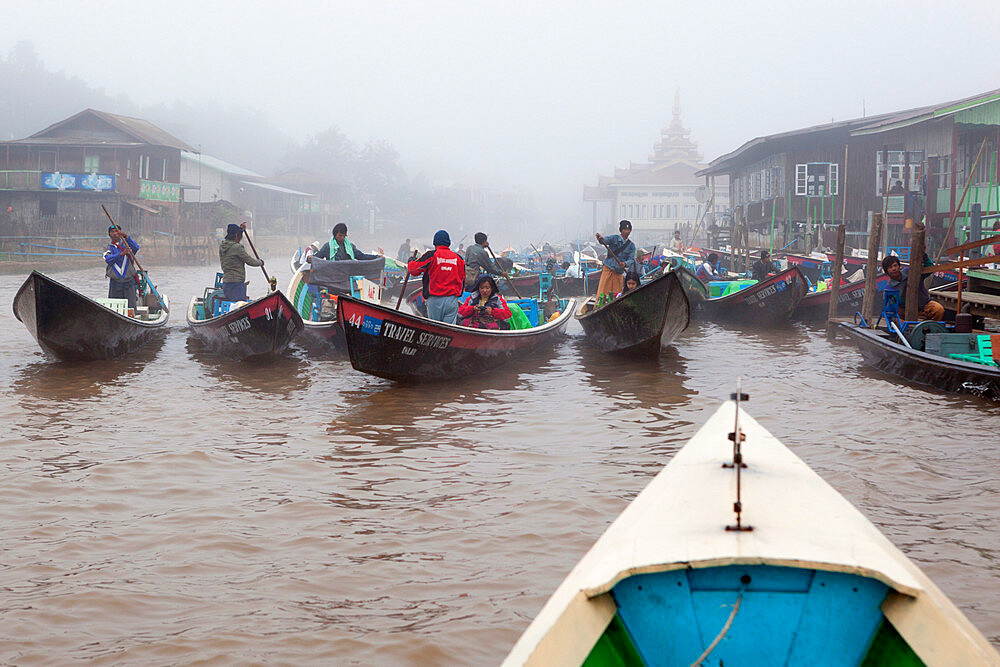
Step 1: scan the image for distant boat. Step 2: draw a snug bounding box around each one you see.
[575,270,689,356]
[13,270,169,361]
[504,399,999,666]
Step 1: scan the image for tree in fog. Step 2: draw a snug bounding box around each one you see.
[0,41,129,139]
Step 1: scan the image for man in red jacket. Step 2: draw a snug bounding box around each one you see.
[407,229,465,324]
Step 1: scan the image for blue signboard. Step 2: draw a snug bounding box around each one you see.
[41,172,116,192]
[360,315,383,336]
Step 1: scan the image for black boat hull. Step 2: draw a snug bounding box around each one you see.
[553,270,602,297]
[793,275,891,320]
[838,322,1000,400]
[12,271,169,361]
[186,291,303,360]
[683,267,806,324]
[338,295,575,383]
[576,271,690,355]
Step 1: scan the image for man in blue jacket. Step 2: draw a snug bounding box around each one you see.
[103,225,140,308]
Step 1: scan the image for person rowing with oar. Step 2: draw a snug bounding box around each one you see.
[219,222,264,301]
[594,219,636,302]
[463,231,506,291]
[103,224,141,309]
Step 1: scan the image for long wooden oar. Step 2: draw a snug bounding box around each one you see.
[488,246,522,298]
[242,225,276,291]
[598,236,624,267]
[395,271,411,310]
[101,204,168,312]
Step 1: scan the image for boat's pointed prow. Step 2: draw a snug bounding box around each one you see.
[504,399,999,666]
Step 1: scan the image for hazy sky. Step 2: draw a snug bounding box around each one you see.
[6,0,1000,231]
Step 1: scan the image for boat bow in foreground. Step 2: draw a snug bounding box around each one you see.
[504,400,998,666]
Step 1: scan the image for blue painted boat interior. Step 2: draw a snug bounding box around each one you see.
[611,564,889,666]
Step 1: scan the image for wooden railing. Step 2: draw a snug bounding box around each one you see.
[0,170,41,190]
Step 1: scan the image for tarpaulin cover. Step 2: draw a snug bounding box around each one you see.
[307,256,385,294]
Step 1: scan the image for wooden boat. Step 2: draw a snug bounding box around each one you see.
[186,281,302,360]
[499,271,544,296]
[793,274,890,321]
[553,269,602,297]
[286,249,387,353]
[575,270,690,355]
[838,320,1000,400]
[779,251,829,283]
[287,260,345,353]
[504,399,999,666]
[338,294,575,383]
[680,266,807,324]
[13,270,169,361]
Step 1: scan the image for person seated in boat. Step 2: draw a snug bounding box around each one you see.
[615,271,641,298]
[464,232,505,290]
[458,275,511,329]
[408,229,466,324]
[751,250,778,282]
[104,225,141,309]
[219,222,264,301]
[882,254,945,321]
[309,223,379,262]
[696,253,718,283]
[668,230,683,253]
[595,219,636,301]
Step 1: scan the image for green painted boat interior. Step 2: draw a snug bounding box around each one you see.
[707,280,757,298]
[582,565,925,666]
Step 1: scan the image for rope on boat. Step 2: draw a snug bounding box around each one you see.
[689,585,745,667]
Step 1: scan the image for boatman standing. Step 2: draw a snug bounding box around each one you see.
[407,229,465,324]
[464,232,505,290]
[668,230,683,253]
[397,238,412,263]
[219,222,263,301]
[595,219,636,300]
[104,225,141,309]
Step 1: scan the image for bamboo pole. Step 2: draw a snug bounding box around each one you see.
[861,213,883,323]
[904,223,925,322]
[827,223,846,329]
[842,144,849,227]
[936,137,988,261]
[787,190,792,249]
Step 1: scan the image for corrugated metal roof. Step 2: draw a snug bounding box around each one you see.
[182,151,262,178]
[698,87,1000,175]
[240,180,315,197]
[28,109,195,151]
[954,99,1000,126]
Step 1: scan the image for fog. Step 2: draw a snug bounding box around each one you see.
[4,0,1000,241]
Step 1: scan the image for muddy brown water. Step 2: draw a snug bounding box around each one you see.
[1,260,998,664]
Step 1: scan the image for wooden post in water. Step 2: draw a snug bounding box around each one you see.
[904,223,926,322]
[861,213,883,323]
[827,223,846,328]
